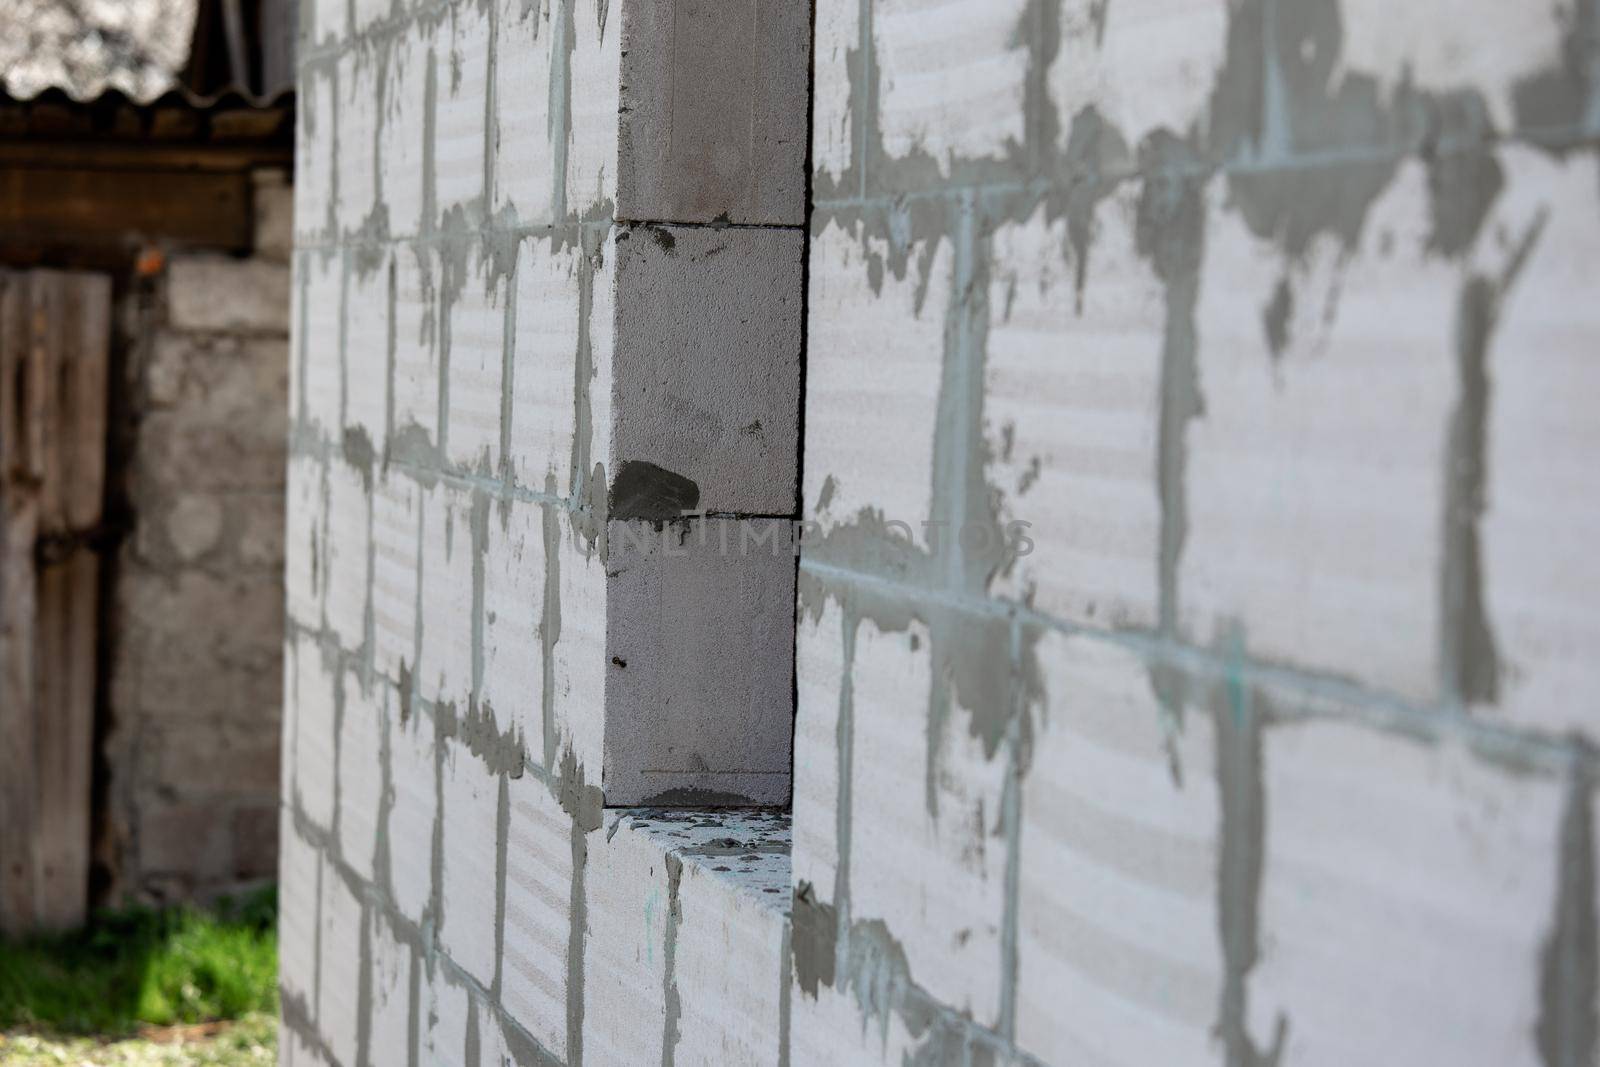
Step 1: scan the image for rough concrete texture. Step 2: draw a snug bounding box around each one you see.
[282,0,805,1062]
[104,186,291,903]
[789,0,1600,1065]
[611,224,804,517]
[603,518,798,806]
[618,0,812,225]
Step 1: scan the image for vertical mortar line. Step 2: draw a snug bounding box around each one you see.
[364,465,378,681]
[491,774,510,1002]
[356,900,374,1067]
[312,846,325,1036]
[498,252,520,487]
[332,663,348,852]
[297,251,312,432]
[340,247,353,431]
[406,940,421,1067]
[832,610,859,953]
[483,0,499,214]
[548,0,572,222]
[857,0,872,202]
[777,923,793,1067]
[660,852,684,1067]
[996,611,1024,1042]
[564,809,587,1067]
[1537,763,1598,1067]
[330,60,344,241]
[385,256,398,462]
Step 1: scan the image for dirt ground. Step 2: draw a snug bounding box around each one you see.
[0,1014,274,1066]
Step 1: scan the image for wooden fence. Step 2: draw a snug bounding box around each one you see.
[0,268,109,935]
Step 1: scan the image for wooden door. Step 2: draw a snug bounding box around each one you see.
[0,268,110,935]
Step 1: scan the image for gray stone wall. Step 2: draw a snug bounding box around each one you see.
[104,169,293,903]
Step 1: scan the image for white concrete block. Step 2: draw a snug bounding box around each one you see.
[308,0,347,47]
[803,222,948,534]
[337,50,379,233]
[318,864,363,1067]
[508,235,579,492]
[286,454,325,628]
[368,907,414,1067]
[603,518,796,806]
[372,472,421,682]
[786,971,928,1065]
[338,676,386,882]
[1249,718,1564,1067]
[873,0,1029,181]
[293,633,338,830]
[986,196,1164,629]
[388,707,438,920]
[811,0,857,189]
[610,226,803,516]
[297,69,335,236]
[1049,0,1228,150]
[277,819,321,1008]
[1182,165,1457,702]
[1336,0,1566,132]
[392,244,440,446]
[417,484,476,707]
[500,772,572,1059]
[301,252,344,434]
[846,616,1008,1024]
[418,963,471,1067]
[1016,632,1223,1066]
[439,738,502,989]
[444,251,508,470]
[1476,149,1600,737]
[617,0,810,225]
[481,498,544,742]
[325,458,370,649]
[673,847,789,1064]
[380,30,430,236]
[345,253,391,449]
[563,0,622,215]
[435,5,490,216]
[582,814,668,1067]
[586,228,616,489]
[792,599,844,896]
[492,0,557,224]
[549,523,608,775]
[353,0,389,34]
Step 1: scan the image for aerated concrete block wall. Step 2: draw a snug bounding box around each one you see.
[286,0,1600,1064]
[280,0,806,1063]
[793,0,1600,1064]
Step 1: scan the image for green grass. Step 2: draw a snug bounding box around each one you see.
[0,888,278,1038]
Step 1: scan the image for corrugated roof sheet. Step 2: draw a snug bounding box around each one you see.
[0,82,293,142]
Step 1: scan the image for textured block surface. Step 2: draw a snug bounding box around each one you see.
[611,224,804,517]
[618,0,811,225]
[603,518,796,806]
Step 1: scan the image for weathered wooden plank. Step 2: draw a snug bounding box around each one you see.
[31,548,97,931]
[0,167,253,253]
[0,270,42,936]
[30,271,110,534]
[0,268,109,934]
